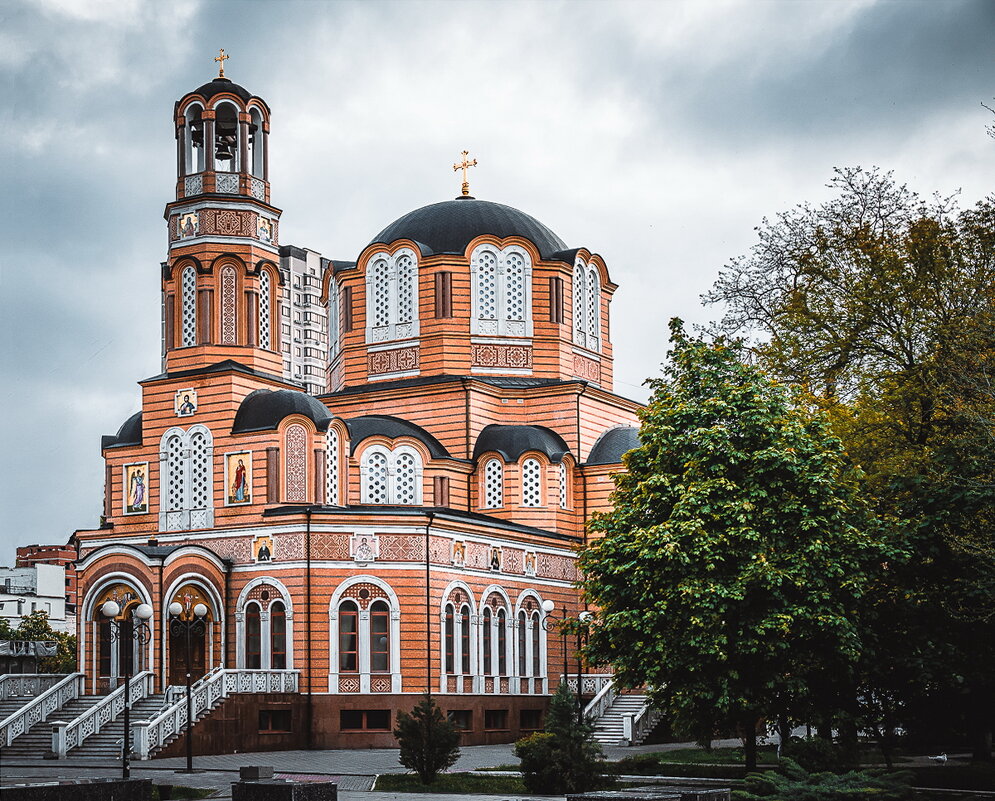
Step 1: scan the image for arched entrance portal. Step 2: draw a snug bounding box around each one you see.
[168,584,214,685]
[92,582,148,692]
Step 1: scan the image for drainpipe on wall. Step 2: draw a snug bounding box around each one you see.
[305,506,313,749]
[425,511,435,699]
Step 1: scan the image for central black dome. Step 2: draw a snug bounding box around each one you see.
[370,197,567,258]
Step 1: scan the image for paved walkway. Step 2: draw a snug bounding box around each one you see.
[1,741,735,798]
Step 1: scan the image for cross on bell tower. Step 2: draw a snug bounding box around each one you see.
[214,48,229,78]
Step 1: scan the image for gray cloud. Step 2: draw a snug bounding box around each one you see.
[2,0,993,563]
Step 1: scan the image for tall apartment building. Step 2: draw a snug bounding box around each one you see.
[279,245,329,395]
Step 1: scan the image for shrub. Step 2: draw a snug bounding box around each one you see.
[514,683,614,794]
[781,737,857,773]
[393,695,461,784]
[732,758,913,801]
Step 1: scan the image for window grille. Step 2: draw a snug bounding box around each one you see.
[521,458,542,507]
[182,265,197,347]
[484,459,503,508]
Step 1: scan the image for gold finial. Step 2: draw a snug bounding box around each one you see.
[214,48,229,78]
[453,150,477,197]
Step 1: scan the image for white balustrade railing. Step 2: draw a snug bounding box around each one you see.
[0,673,82,747]
[583,677,615,721]
[562,673,613,696]
[0,673,68,701]
[51,671,153,758]
[133,669,299,759]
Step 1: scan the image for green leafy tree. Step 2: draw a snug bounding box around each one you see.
[392,695,461,784]
[1,611,76,673]
[580,321,897,771]
[514,682,612,793]
[705,167,995,760]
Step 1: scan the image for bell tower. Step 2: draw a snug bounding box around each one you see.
[161,53,284,376]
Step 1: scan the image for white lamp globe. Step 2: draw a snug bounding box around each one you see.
[101,600,120,619]
[168,602,183,617]
[541,599,555,613]
[135,603,154,620]
[579,611,593,623]
[193,603,208,619]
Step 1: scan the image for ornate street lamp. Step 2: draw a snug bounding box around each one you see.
[101,600,153,779]
[168,600,208,773]
[540,601,594,724]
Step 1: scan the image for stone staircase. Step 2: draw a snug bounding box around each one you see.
[591,692,660,746]
[0,692,170,760]
[0,695,103,760]
[69,693,170,759]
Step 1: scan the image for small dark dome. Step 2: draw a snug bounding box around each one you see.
[344,415,450,458]
[101,411,143,449]
[191,77,253,103]
[370,197,567,258]
[473,424,570,463]
[587,426,641,465]
[232,389,332,434]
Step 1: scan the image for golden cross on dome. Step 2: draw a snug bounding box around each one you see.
[214,48,229,78]
[453,150,477,197]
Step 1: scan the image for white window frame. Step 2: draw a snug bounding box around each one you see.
[327,576,402,693]
[483,458,504,508]
[364,247,420,344]
[235,577,294,670]
[572,257,601,352]
[470,244,533,338]
[359,444,423,505]
[159,424,214,531]
[520,456,543,507]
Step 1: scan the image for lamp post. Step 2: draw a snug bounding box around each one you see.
[101,600,153,779]
[576,611,593,724]
[168,600,208,773]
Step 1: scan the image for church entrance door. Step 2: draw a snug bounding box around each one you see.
[168,627,207,686]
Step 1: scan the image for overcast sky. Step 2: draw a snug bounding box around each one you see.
[1,0,993,566]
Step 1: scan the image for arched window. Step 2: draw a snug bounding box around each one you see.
[521,458,542,507]
[532,611,542,676]
[181,265,197,347]
[444,603,455,675]
[259,269,271,350]
[470,244,533,337]
[270,601,287,670]
[220,265,237,345]
[184,104,205,175]
[484,459,503,508]
[482,607,492,675]
[365,249,420,343]
[329,580,402,693]
[559,461,568,509]
[517,611,527,676]
[160,425,214,532]
[338,601,359,673]
[284,423,309,503]
[248,107,265,178]
[246,603,262,669]
[361,450,389,504]
[370,600,390,673]
[587,266,600,351]
[497,608,508,675]
[326,427,340,506]
[573,258,601,352]
[360,445,423,505]
[460,604,472,675]
[163,433,185,515]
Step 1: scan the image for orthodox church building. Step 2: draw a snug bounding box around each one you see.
[72,63,642,753]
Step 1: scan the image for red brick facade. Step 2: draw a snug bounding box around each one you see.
[73,73,641,751]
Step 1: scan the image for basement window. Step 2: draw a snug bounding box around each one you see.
[340,709,391,730]
[258,708,292,733]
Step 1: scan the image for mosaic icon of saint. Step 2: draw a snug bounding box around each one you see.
[179,394,195,415]
[231,458,247,503]
[129,468,146,511]
[355,536,375,562]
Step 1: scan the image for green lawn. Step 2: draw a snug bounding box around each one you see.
[154,786,215,800]
[374,772,528,794]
